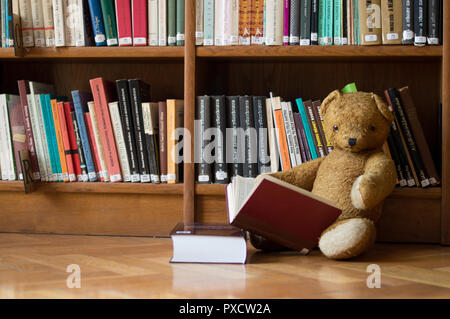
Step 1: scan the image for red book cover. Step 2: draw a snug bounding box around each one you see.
[63,102,82,179]
[89,77,122,182]
[115,0,133,46]
[132,0,148,45]
[57,102,76,182]
[7,95,27,180]
[84,112,103,181]
[17,80,40,180]
[227,176,342,251]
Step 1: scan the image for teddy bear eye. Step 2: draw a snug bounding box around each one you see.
[370,125,376,131]
[333,125,339,132]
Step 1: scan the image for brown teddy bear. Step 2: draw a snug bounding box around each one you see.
[252,90,397,259]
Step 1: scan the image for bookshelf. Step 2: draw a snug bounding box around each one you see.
[0,1,448,245]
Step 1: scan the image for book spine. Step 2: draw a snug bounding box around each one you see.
[84,112,101,180]
[288,0,299,44]
[358,0,382,45]
[427,0,440,45]
[166,99,184,183]
[41,0,55,46]
[264,0,275,45]
[399,86,440,185]
[300,0,311,45]
[353,0,360,44]
[253,96,271,173]
[1,95,15,179]
[281,102,297,167]
[30,0,45,47]
[402,0,414,44]
[57,102,76,181]
[239,0,251,45]
[73,0,86,46]
[52,0,65,46]
[100,0,118,46]
[89,78,122,182]
[115,0,132,46]
[273,107,291,171]
[223,0,232,45]
[203,0,214,45]
[213,0,223,45]
[27,94,47,180]
[116,79,140,181]
[313,100,333,154]
[310,0,318,44]
[63,103,82,180]
[132,0,147,45]
[47,97,63,181]
[128,79,151,182]
[51,99,69,181]
[388,88,429,187]
[283,0,289,45]
[158,101,167,182]
[239,96,258,177]
[342,0,348,44]
[158,0,167,45]
[36,95,53,180]
[17,81,40,180]
[274,0,284,44]
[6,96,25,180]
[109,102,131,181]
[63,0,77,46]
[196,96,212,183]
[39,95,57,180]
[229,0,240,45]
[265,97,279,172]
[167,0,176,45]
[387,133,407,186]
[333,0,342,44]
[176,0,184,45]
[72,91,97,181]
[286,102,303,165]
[251,0,264,44]
[381,0,402,45]
[226,96,243,177]
[296,98,318,159]
[195,0,203,45]
[414,0,427,46]
[293,112,308,162]
[87,0,106,45]
[87,100,109,181]
[71,110,88,181]
[19,0,35,47]
[148,0,158,45]
[304,100,322,158]
[211,95,229,183]
[141,103,156,183]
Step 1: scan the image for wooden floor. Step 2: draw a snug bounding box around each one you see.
[0,233,449,298]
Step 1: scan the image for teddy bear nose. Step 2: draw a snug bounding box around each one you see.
[348,138,357,147]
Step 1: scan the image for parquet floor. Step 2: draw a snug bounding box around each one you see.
[0,233,449,298]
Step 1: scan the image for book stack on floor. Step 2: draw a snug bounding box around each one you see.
[195,86,440,188]
[0,78,184,184]
[196,0,443,46]
[3,0,185,48]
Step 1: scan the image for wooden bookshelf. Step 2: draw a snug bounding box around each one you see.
[0,1,448,245]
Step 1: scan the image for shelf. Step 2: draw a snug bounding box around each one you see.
[0,46,184,60]
[196,45,443,60]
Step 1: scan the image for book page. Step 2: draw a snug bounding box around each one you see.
[228,176,256,223]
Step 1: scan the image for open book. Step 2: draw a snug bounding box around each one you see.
[226,175,342,252]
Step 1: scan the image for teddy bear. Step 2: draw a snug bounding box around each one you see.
[251,90,397,259]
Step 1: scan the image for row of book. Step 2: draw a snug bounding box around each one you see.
[195,87,440,188]
[3,0,185,48]
[0,79,185,183]
[196,0,443,46]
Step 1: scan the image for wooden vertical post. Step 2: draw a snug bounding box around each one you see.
[183,0,196,225]
[442,1,450,244]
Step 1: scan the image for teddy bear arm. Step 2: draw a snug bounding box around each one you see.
[356,152,397,209]
[270,157,325,191]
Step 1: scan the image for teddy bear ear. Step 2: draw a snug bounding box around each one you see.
[372,93,394,123]
[320,90,342,117]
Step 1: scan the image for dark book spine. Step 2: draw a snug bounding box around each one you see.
[310,0,318,44]
[402,0,414,44]
[196,96,212,183]
[387,133,407,187]
[289,0,300,44]
[128,79,151,182]
[211,95,228,184]
[116,79,140,182]
[427,0,440,45]
[226,96,243,177]
[342,0,348,44]
[311,100,329,155]
[388,88,430,187]
[239,96,258,178]
[253,96,271,174]
[293,112,308,163]
[300,0,311,45]
[142,103,159,184]
[158,101,168,183]
[414,0,427,46]
[294,111,312,161]
[304,100,324,157]
[71,111,88,181]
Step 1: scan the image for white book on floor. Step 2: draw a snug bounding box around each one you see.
[170,223,247,264]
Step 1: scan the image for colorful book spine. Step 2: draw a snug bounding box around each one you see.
[148,0,159,45]
[295,98,318,159]
[41,95,59,180]
[87,0,107,46]
[333,0,342,45]
[203,0,214,45]
[87,100,109,181]
[71,109,89,181]
[158,101,167,182]
[132,0,148,45]
[100,0,118,46]
[239,0,252,45]
[166,99,184,183]
[115,0,132,46]
[272,100,291,171]
[251,0,264,44]
[72,90,97,181]
[51,99,69,182]
[57,102,76,181]
[19,0,35,47]
[84,111,101,180]
[176,0,184,45]
[63,102,83,181]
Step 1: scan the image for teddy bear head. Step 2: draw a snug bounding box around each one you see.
[320,90,394,153]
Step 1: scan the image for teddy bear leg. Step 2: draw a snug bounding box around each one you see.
[248,233,291,252]
[318,218,376,260]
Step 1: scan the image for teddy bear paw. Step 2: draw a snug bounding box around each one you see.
[319,218,376,260]
[351,175,367,210]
